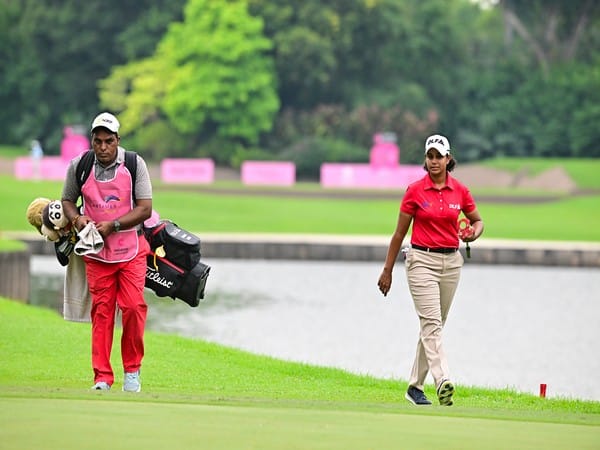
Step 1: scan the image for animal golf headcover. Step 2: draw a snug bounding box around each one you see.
[26,197,76,266]
[41,200,70,242]
[26,197,52,235]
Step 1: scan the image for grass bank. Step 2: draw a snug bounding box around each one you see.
[2,175,600,241]
[1,298,599,449]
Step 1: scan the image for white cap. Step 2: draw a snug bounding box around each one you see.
[425,134,451,156]
[91,112,120,134]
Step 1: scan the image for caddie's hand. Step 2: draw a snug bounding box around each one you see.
[378,270,392,297]
[95,221,113,238]
[72,214,90,232]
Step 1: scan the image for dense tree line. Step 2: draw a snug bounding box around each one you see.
[1,0,598,178]
[0,0,185,149]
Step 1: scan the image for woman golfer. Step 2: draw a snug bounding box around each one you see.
[377,134,484,406]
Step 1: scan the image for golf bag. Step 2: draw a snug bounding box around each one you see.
[144,220,210,307]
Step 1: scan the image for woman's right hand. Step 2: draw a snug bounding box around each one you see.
[378,269,392,297]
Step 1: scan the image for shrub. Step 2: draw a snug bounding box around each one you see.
[278,137,368,180]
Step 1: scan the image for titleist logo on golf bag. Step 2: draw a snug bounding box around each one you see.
[146,268,175,290]
[143,219,210,307]
[145,253,183,299]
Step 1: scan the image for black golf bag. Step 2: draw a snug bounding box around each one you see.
[144,220,210,307]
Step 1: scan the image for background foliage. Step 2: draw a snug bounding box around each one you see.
[1,0,598,178]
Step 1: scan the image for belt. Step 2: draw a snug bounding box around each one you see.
[412,244,458,254]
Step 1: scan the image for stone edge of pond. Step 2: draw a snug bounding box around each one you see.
[9,232,600,268]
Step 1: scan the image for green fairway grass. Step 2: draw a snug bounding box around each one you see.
[1,298,599,449]
[0,145,25,158]
[2,175,600,241]
[2,397,599,450]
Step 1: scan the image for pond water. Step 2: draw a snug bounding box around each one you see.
[30,257,600,402]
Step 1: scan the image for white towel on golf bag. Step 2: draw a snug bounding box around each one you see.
[74,222,104,256]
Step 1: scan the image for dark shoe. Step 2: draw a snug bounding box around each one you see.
[405,386,432,405]
[437,380,455,406]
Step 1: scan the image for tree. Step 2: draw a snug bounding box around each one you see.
[100,0,279,156]
[3,0,598,161]
[499,0,599,73]
[0,0,185,149]
[248,0,410,110]
[0,2,48,145]
[249,0,486,141]
[457,1,600,159]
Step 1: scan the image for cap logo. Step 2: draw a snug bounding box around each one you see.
[91,113,120,133]
[427,138,445,146]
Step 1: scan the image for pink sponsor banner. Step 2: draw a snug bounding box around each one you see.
[370,141,400,167]
[160,158,215,184]
[320,163,424,189]
[60,127,89,161]
[370,133,400,168]
[14,156,70,180]
[241,161,296,186]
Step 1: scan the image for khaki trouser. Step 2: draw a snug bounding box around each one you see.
[405,248,464,391]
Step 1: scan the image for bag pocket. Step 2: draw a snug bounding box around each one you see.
[145,251,184,298]
[174,261,211,307]
[145,220,201,270]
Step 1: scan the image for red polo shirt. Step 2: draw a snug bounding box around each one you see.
[401,173,477,248]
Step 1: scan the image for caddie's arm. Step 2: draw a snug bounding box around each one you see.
[62,199,89,233]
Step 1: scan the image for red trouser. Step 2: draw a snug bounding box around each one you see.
[85,236,150,385]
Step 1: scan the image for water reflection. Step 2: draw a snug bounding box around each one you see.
[30,257,600,401]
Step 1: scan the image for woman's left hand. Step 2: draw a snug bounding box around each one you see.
[458,225,475,242]
[458,217,474,242]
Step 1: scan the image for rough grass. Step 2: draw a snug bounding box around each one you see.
[1,298,599,449]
